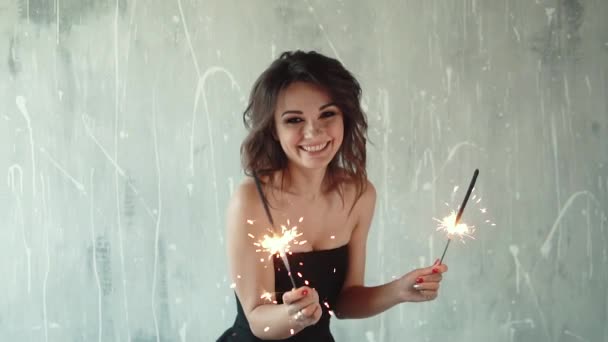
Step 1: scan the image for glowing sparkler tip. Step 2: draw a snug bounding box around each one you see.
[260,292,273,302]
[435,210,474,241]
[251,218,306,290]
[258,226,303,258]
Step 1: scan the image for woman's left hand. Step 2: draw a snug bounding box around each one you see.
[397,259,448,302]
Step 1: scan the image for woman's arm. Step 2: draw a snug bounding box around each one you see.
[334,181,399,318]
[226,180,320,339]
[334,181,448,319]
[335,267,446,319]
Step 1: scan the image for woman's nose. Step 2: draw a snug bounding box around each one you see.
[304,121,322,138]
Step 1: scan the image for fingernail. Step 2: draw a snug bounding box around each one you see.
[302,290,308,296]
[434,259,440,265]
[416,277,424,284]
[413,284,421,290]
[432,268,439,274]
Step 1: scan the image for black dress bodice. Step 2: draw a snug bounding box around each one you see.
[218,245,348,341]
[218,174,348,341]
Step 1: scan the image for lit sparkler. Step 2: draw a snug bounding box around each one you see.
[434,210,475,241]
[251,218,305,289]
[437,169,479,264]
[260,291,274,303]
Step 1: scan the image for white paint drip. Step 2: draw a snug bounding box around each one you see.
[540,191,601,258]
[89,169,103,342]
[549,116,562,260]
[179,322,188,342]
[150,87,162,342]
[81,115,157,221]
[304,0,342,62]
[585,198,593,280]
[429,235,434,266]
[509,245,520,294]
[545,7,555,25]
[446,66,453,96]
[563,329,589,342]
[40,173,49,342]
[16,96,37,197]
[8,164,31,293]
[39,147,86,194]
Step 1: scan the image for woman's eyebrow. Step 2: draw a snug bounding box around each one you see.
[319,102,337,110]
[281,110,302,116]
[281,102,337,117]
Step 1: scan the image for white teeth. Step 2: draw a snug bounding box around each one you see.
[301,142,329,152]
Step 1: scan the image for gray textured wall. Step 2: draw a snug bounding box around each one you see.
[1,0,607,341]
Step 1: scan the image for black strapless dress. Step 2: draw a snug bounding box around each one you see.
[218,245,348,341]
[218,175,348,341]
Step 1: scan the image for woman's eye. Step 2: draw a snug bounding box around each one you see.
[321,111,336,118]
[286,117,303,124]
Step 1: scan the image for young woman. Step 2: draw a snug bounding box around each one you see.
[218,51,448,341]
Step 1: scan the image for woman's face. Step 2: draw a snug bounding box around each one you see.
[273,82,344,171]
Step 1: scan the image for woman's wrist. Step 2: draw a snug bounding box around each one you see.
[392,277,411,303]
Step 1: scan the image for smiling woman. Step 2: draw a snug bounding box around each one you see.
[240,51,369,203]
[274,82,345,171]
[218,51,447,341]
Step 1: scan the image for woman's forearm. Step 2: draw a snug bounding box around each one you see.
[334,280,402,319]
[248,303,303,340]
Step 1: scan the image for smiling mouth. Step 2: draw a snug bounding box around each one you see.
[299,141,330,152]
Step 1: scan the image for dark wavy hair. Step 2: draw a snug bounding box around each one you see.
[241,50,368,208]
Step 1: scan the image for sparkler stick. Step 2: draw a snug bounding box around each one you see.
[438,169,479,264]
[279,254,297,289]
[255,223,303,289]
[252,174,302,289]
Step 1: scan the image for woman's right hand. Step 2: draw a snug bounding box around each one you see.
[282,286,322,328]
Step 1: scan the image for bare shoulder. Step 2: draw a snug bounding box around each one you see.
[361,178,376,200]
[226,178,256,218]
[356,179,376,217]
[331,172,376,232]
[225,177,269,237]
[343,176,375,214]
[225,177,276,316]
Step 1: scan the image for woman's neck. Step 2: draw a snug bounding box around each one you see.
[282,164,329,200]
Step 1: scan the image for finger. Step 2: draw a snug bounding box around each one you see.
[419,289,438,300]
[413,273,442,284]
[418,274,443,283]
[299,303,314,317]
[418,264,448,277]
[292,304,321,326]
[412,282,440,291]
[282,286,311,304]
[304,304,322,324]
[301,302,320,318]
[311,304,322,322]
[315,303,323,319]
[287,295,318,316]
[286,304,301,316]
[289,301,314,318]
[433,264,448,273]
